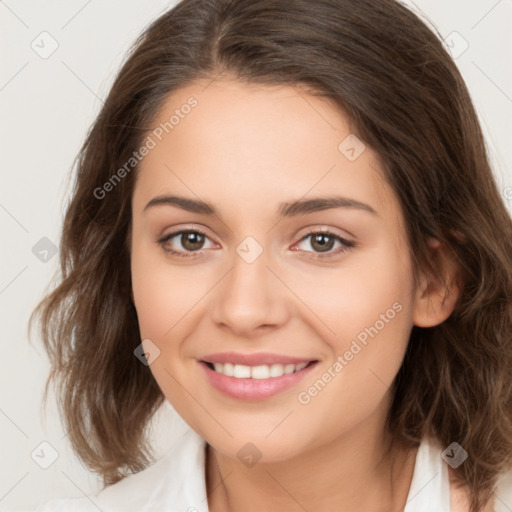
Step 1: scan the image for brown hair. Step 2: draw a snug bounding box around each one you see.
[31,1,512,510]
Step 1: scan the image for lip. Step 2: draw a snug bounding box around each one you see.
[198,359,319,401]
[201,351,316,366]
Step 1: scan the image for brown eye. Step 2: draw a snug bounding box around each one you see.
[158,229,216,257]
[293,230,355,259]
[310,233,335,253]
[180,231,205,251]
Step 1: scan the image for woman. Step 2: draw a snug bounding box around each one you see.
[34,0,512,510]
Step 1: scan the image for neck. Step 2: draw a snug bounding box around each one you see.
[205,405,418,512]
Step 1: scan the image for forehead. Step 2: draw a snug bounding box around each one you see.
[133,78,395,221]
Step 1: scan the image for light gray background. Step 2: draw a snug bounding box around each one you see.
[1,1,511,510]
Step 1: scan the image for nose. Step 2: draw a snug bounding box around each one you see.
[211,247,290,337]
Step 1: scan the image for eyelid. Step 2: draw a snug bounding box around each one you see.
[296,225,354,240]
[157,223,217,244]
[294,224,355,241]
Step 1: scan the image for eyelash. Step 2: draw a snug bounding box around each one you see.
[157,228,356,260]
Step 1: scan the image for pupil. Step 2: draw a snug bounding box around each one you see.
[312,234,334,252]
[183,232,204,251]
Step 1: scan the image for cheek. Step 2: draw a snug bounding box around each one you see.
[335,248,414,380]
[131,258,171,339]
[130,249,206,425]
[294,298,413,447]
[291,242,415,412]
[130,241,200,339]
[282,242,415,348]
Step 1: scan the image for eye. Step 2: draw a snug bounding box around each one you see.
[157,228,355,260]
[292,229,355,259]
[157,229,217,257]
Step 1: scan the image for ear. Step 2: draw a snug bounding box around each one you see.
[413,237,461,328]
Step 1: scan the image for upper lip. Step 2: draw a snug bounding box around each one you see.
[201,352,317,366]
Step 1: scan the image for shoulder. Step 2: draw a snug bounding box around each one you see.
[36,429,208,512]
[449,466,512,512]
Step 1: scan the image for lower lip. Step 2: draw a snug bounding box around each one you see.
[198,361,318,400]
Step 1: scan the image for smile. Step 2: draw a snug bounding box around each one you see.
[199,359,318,400]
[207,361,310,379]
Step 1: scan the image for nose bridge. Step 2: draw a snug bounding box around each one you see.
[211,238,286,333]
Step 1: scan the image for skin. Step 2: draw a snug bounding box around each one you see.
[130,77,460,511]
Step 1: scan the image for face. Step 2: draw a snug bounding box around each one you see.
[130,78,417,462]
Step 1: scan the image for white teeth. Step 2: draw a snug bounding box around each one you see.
[233,364,251,378]
[209,361,311,379]
[251,365,270,379]
[223,362,234,377]
[283,364,296,375]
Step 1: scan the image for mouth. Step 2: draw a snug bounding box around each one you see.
[202,360,317,379]
[198,358,319,400]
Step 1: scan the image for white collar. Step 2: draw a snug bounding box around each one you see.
[55,429,454,511]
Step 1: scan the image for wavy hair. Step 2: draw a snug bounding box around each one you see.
[31,1,512,510]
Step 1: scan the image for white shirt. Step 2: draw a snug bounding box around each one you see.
[36,428,512,512]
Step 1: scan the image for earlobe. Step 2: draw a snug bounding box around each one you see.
[413,237,461,328]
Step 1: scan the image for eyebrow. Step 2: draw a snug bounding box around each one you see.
[143,194,378,217]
